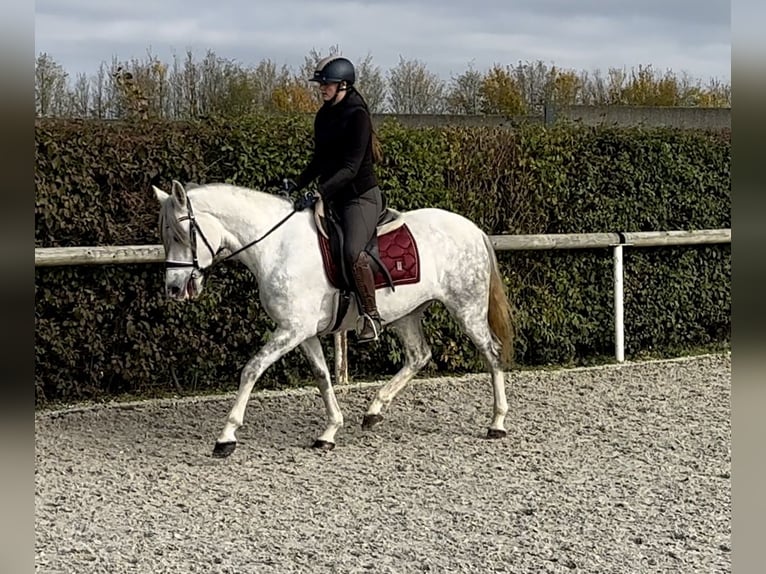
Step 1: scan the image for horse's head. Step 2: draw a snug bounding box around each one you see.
[153,180,224,301]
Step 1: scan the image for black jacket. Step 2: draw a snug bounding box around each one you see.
[295,88,379,205]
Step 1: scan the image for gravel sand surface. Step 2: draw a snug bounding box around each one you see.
[35,354,730,573]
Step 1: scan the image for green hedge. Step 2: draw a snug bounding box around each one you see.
[34,116,730,405]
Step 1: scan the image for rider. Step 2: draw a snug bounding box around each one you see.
[288,55,385,342]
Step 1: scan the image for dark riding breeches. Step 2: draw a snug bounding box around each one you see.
[335,186,384,268]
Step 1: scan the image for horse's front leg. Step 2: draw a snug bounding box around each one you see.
[213,327,306,458]
[299,336,343,450]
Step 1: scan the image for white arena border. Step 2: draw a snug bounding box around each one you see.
[36,352,730,418]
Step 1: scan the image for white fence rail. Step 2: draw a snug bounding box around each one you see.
[35,229,731,380]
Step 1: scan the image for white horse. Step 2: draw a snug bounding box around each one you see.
[153,180,515,457]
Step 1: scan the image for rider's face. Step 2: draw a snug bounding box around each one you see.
[319,81,344,103]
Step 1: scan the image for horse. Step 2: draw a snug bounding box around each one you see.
[153,180,515,457]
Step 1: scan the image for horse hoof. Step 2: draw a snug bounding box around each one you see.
[312,439,335,451]
[212,441,237,458]
[486,428,507,440]
[362,414,384,429]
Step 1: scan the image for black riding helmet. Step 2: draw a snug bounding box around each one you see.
[310,56,355,87]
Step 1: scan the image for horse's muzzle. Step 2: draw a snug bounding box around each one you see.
[167,283,185,299]
[166,278,199,300]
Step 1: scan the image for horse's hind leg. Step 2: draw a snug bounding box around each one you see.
[444,300,509,439]
[299,336,343,450]
[362,310,432,429]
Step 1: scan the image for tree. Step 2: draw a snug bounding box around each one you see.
[606,67,628,104]
[479,64,525,115]
[354,52,387,113]
[697,78,731,107]
[511,60,555,111]
[578,69,606,105]
[271,75,320,113]
[445,62,484,114]
[32,47,733,119]
[150,57,169,118]
[35,53,69,117]
[171,50,201,119]
[387,56,445,113]
[208,63,257,118]
[620,64,677,105]
[112,66,150,120]
[69,73,90,118]
[90,63,110,118]
[549,67,583,106]
[250,59,284,111]
[111,53,176,120]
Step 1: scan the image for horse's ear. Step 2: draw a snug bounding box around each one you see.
[152,185,169,204]
[170,179,187,209]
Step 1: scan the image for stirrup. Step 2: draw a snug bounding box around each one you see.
[356,313,381,342]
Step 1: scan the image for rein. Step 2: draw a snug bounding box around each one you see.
[165,195,298,273]
[216,208,297,265]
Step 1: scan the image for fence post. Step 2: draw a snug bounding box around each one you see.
[613,244,625,362]
[334,331,348,384]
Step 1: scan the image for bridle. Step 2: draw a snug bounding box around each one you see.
[164,196,219,272]
[164,195,298,274]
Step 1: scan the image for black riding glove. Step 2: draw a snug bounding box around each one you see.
[293,192,318,211]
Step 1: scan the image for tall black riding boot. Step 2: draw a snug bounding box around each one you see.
[351,252,382,342]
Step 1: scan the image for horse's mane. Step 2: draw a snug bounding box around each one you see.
[157,182,292,249]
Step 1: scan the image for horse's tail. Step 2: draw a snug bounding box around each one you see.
[483,233,515,368]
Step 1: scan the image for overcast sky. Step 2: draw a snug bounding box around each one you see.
[35,0,731,85]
